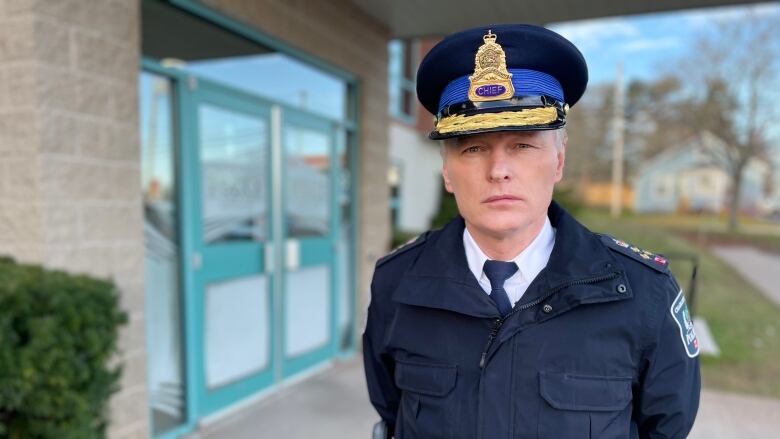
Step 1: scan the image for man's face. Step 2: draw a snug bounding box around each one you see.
[441,130,566,240]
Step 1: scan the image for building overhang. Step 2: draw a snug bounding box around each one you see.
[351,0,767,38]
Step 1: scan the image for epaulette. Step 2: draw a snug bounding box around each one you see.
[376,232,428,268]
[598,234,669,273]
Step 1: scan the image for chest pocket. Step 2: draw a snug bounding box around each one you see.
[394,361,457,439]
[538,372,633,439]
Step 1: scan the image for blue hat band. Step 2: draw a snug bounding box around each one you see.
[437,68,564,113]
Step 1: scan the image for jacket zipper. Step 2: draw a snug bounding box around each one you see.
[478,271,620,368]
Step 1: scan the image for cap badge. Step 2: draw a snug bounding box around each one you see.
[468,30,515,102]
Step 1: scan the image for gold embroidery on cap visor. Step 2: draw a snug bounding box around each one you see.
[468,30,515,102]
[434,106,559,135]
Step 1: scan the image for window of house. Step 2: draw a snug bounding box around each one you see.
[388,39,417,123]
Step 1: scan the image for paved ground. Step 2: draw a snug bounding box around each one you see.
[190,356,780,439]
[712,245,780,307]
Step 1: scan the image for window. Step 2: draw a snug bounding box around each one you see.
[388,39,417,122]
[142,0,348,122]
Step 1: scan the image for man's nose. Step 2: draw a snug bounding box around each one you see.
[488,150,512,181]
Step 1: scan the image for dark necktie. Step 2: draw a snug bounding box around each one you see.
[483,260,518,317]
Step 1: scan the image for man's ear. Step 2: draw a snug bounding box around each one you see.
[442,165,454,193]
[554,133,567,182]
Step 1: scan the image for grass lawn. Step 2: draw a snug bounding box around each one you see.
[576,209,780,399]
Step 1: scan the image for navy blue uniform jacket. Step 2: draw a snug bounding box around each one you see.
[363,203,700,438]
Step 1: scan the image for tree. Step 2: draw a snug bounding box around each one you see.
[678,13,780,231]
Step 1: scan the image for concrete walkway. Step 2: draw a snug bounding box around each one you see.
[712,245,780,308]
[190,357,780,439]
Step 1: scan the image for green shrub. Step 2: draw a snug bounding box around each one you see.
[0,256,127,439]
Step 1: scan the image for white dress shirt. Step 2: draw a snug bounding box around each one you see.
[463,217,556,305]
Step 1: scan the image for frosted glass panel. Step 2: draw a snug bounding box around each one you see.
[205,275,270,389]
[285,265,330,357]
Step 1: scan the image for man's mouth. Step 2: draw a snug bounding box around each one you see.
[483,194,522,203]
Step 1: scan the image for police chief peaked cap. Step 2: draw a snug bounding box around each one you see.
[417,24,588,139]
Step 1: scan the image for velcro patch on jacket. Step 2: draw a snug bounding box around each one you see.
[599,234,669,273]
[671,289,700,358]
[376,232,428,268]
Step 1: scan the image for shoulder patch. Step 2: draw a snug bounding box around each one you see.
[599,234,669,273]
[671,289,700,357]
[376,232,428,268]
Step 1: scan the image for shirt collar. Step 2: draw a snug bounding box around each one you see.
[463,216,555,285]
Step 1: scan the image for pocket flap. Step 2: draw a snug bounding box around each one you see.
[394,361,457,397]
[539,372,632,411]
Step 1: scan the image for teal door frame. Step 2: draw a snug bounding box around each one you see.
[180,75,344,417]
[142,55,359,439]
[182,79,278,417]
[279,111,340,377]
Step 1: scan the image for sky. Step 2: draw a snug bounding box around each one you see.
[548,1,780,86]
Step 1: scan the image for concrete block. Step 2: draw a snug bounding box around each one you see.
[73,30,137,83]
[109,242,145,289]
[80,203,143,242]
[118,349,148,391]
[118,280,147,319]
[0,17,34,62]
[114,84,140,123]
[75,74,114,118]
[39,110,80,154]
[4,64,37,109]
[33,0,90,29]
[104,124,141,162]
[37,66,80,113]
[33,17,70,66]
[108,386,150,437]
[40,202,79,244]
[43,245,84,274]
[118,314,147,356]
[3,157,39,201]
[0,242,42,265]
[0,201,40,243]
[0,111,38,153]
[40,157,140,202]
[93,0,140,48]
[108,420,150,439]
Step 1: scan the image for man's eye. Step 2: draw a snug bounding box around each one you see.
[514,143,533,149]
[463,146,482,154]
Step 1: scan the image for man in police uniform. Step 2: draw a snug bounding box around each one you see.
[363,24,700,438]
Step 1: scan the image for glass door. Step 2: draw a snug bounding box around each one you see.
[281,111,339,377]
[184,82,275,416]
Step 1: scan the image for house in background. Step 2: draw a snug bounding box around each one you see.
[634,137,770,214]
[388,39,443,232]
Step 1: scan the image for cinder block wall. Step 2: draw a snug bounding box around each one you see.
[0,0,390,437]
[202,0,392,330]
[0,1,148,438]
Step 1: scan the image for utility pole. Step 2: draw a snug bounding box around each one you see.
[610,62,625,218]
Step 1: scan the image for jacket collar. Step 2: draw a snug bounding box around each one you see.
[392,201,630,318]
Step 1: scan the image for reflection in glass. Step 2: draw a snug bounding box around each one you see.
[338,130,355,350]
[199,105,268,243]
[284,125,331,237]
[189,55,347,121]
[141,0,347,121]
[140,71,186,436]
